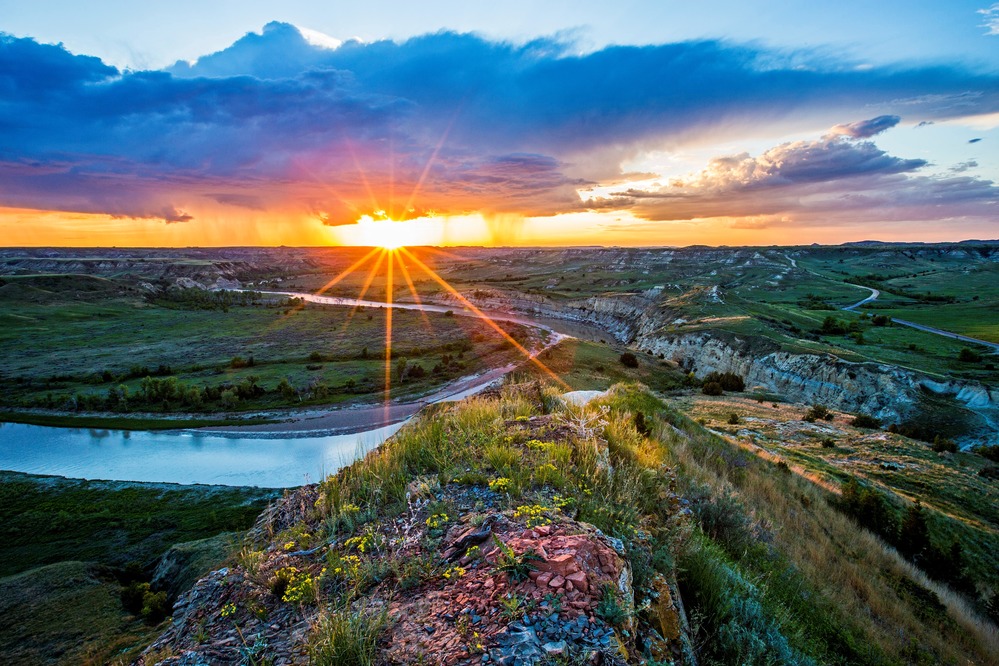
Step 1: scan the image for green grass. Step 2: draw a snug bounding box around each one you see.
[0,275,538,415]
[516,338,686,391]
[0,471,279,577]
[0,561,160,666]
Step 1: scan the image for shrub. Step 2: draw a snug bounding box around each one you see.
[958,348,982,363]
[930,435,957,453]
[595,584,631,627]
[727,413,740,425]
[703,371,745,392]
[619,352,639,368]
[837,478,897,543]
[277,377,297,399]
[804,404,832,422]
[121,581,169,624]
[821,438,836,449]
[973,445,999,462]
[491,535,543,582]
[702,382,723,396]
[851,413,880,429]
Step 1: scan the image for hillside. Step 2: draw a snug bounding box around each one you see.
[137,383,998,665]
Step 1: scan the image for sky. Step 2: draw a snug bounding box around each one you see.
[0,1,997,247]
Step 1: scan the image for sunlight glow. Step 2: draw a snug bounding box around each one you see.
[350,214,435,249]
[399,247,569,388]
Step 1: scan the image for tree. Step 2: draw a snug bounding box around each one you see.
[898,500,930,561]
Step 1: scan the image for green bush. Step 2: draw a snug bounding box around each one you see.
[702,381,723,396]
[619,352,639,368]
[851,413,880,429]
[804,404,832,422]
[703,371,745,392]
[958,348,982,363]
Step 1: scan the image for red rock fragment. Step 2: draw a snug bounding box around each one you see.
[566,571,588,593]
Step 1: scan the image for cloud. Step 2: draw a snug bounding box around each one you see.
[828,115,900,138]
[586,136,998,225]
[2,26,999,225]
[979,4,999,36]
[969,137,983,143]
[950,160,979,173]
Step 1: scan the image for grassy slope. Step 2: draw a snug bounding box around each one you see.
[679,394,999,591]
[634,389,997,665]
[245,381,995,665]
[0,471,279,577]
[0,473,280,664]
[0,561,160,666]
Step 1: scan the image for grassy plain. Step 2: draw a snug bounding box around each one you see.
[0,274,538,419]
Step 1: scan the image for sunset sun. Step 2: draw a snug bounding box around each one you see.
[351,214,439,249]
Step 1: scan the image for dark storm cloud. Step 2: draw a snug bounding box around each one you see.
[2,24,999,223]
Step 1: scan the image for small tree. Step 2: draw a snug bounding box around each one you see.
[958,348,982,363]
[898,500,930,561]
[619,352,639,368]
[277,377,297,399]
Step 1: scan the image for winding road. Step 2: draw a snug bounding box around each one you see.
[842,283,999,353]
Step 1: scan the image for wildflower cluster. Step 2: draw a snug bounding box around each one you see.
[328,554,361,579]
[282,567,322,605]
[220,602,237,618]
[465,545,482,559]
[283,541,296,551]
[514,504,556,528]
[442,565,467,580]
[340,503,361,515]
[344,531,382,553]
[526,439,551,451]
[425,513,449,529]
[535,463,559,484]
[552,494,574,510]
[489,477,512,493]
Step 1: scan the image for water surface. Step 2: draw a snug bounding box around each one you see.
[0,420,405,487]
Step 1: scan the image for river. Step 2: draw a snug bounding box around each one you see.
[0,292,571,488]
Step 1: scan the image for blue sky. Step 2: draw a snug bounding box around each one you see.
[0,1,996,245]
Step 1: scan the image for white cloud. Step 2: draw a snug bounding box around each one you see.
[979,4,999,35]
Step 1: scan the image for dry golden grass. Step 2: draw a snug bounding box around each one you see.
[655,401,998,665]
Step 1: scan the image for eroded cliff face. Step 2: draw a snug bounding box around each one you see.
[429,286,997,432]
[637,332,926,420]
